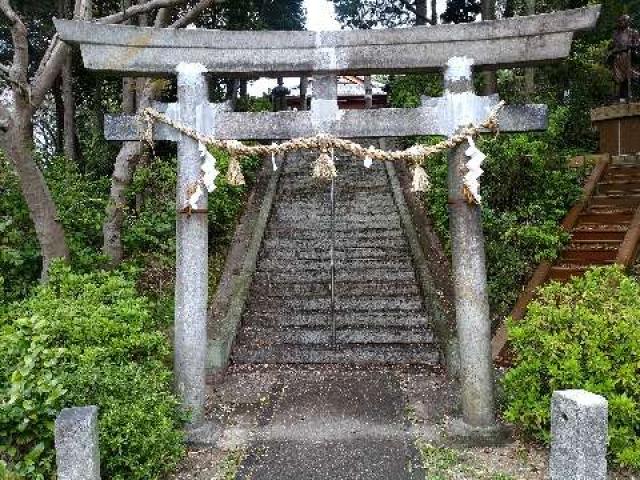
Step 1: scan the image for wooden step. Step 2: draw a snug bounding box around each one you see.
[559,249,618,263]
[585,206,636,216]
[570,230,627,242]
[548,264,591,282]
[567,239,621,250]
[597,181,640,194]
[589,194,640,207]
[575,212,633,225]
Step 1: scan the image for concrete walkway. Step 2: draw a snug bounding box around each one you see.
[237,369,422,480]
[178,365,456,480]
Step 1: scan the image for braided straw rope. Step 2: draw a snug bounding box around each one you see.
[139,101,504,165]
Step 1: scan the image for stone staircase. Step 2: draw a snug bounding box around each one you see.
[493,153,640,359]
[550,154,640,281]
[232,152,440,365]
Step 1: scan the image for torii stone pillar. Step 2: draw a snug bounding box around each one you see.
[444,57,496,431]
[419,56,547,441]
[174,63,209,427]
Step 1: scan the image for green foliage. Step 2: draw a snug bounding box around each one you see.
[0,155,111,302]
[46,158,110,271]
[420,131,579,319]
[440,0,482,24]
[125,150,261,262]
[0,157,41,302]
[0,264,185,479]
[332,0,417,28]
[503,266,640,469]
[388,74,443,108]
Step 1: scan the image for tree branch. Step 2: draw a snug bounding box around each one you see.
[0,63,11,78]
[97,0,188,24]
[397,0,433,24]
[170,0,217,28]
[31,0,91,107]
[0,0,31,99]
[30,0,223,108]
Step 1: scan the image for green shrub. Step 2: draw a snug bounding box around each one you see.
[125,151,261,261]
[420,132,579,320]
[0,156,41,302]
[0,263,185,479]
[503,266,640,469]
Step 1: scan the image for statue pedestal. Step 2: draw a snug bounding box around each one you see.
[591,102,640,155]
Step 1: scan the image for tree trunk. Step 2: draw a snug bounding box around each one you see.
[53,79,65,155]
[102,4,174,265]
[415,0,427,25]
[5,100,70,278]
[103,142,143,264]
[431,0,437,24]
[523,0,536,98]
[61,53,80,164]
[479,0,497,95]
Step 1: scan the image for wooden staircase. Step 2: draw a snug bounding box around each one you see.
[492,154,640,359]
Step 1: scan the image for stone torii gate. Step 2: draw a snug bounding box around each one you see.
[56,6,599,438]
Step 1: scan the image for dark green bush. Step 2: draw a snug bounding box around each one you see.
[0,157,41,302]
[503,266,640,469]
[125,150,261,261]
[420,130,579,320]
[0,263,185,479]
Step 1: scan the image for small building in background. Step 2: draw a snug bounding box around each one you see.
[287,76,389,110]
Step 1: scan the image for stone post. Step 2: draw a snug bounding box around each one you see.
[550,390,608,480]
[311,75,339,133]
[364,75,373,109]
[299,76,308,111]
[55,406,100,480]
[174,63,209,426]
[445,57,497,432]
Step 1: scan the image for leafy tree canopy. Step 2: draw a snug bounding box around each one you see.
[331,0,424,28]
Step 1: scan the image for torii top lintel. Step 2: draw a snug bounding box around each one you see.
[54,6,599,76]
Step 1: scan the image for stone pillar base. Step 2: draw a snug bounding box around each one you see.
[445,418,512,447]
[185,420,222,447]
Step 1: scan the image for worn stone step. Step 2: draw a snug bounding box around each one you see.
[245,295,424,313]
[281,169,389,182]
[278,184,392,197]
[274,204,399,217]
[250,280,421,298]
[265,226,406,239]
[236,326,435,346]
[279,176,389,191]
[253,268,417,283]
[261,237,408,250]
[259,246,411,261]
[256,257,415,273]
[232,343,440,365]
[245,311,432,328]
[274,195,397,211]
[273,190,395,205]
[269,215,402,229]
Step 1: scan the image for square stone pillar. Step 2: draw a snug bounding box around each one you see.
[550,389,608,480]
[55,406,100,480]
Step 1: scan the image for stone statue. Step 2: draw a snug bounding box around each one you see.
[271,77,290,112]
[608,14,639,101]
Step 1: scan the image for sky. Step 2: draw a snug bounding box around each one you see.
[304,0,342,31]
[249,0,341,95]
